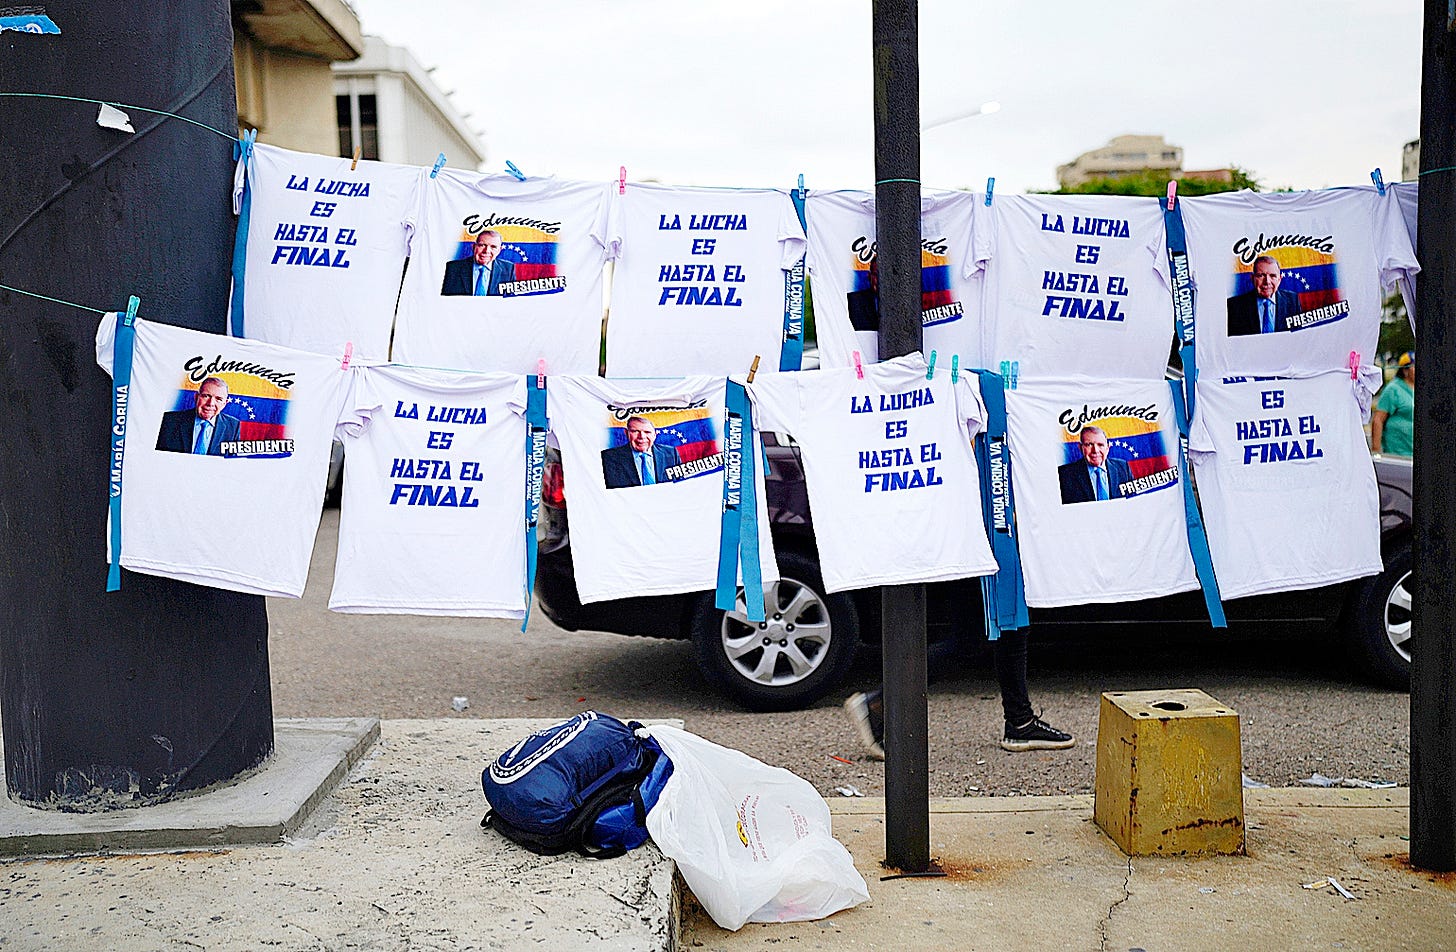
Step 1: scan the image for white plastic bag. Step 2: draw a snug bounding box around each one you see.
[640,724,869,931]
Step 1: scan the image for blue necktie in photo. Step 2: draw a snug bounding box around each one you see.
[638,453,654,486]
[1260,299,1274,334]
[193,421,209,455]
[1094,467,1108,501]
[474,265,487,296]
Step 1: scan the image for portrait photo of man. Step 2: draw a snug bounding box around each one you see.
[441,230,517,297]
[1227,254,1303,336]
[1057,426,1133,504]
[155,376,241,456]
[601,416,680,489]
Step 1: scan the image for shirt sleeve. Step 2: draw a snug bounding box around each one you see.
[1375,187,1420,292]
[335,365,381,441]
[952,374,987,443]
[745,371,803,436]
[94,313,117,377]
[777,190,807,271]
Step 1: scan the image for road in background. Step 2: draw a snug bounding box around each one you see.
[270,510,1409,798]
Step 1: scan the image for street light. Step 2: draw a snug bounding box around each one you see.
[921,100,1001,131]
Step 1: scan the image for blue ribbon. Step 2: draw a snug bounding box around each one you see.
[780,185,808,371]
[973,371,1029,637]
[1162,196,1198,420]
[521,375,549,631]
[107,299,140,591]
[716,381,765,622]
[228,130,258,338]
[1168,380,1226,628]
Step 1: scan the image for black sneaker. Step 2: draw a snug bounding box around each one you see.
[1001,716,1074,752]
[843,691,885,760]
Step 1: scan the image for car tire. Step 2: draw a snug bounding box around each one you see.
[1345,541,1412,690]
[690,550,860,712]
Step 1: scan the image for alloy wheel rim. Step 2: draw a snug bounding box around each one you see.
[719,577,832,687]
[1384,570,1412,663]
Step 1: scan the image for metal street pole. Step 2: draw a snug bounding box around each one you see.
[1411,0,1456,872]
[0,0,274,808]
[872,0,930,872]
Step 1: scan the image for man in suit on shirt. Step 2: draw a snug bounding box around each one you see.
[441,230,517,296]
[1058,426,1133,504]
[156,376,242,455]
[601,416,680,489]
[1227,254,1302,336]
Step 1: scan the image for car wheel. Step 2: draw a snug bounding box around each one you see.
[1345,541,1411,689]
[690,550,860,712]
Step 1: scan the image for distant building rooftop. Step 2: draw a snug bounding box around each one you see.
[1056,134,1232,190]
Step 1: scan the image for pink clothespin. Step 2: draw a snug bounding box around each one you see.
[536,358,547,389]
[852,351,864,379]
[1349,351,1360,380]
[618,166,627,195]
[340,341,353,370]
[1166,180,1178,211]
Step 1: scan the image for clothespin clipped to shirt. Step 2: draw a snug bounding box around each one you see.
[430,153,447,179]
[351,146,361,172]
[340,341,353,371]
[950,354,960,384]
[505,160,526,182]
[747,354,761,384]
[234,127,258,163]
[618,166,627,195]
[796,173,806,202]
[1371,168,1386,196]
[852,351,864,380]
[1349,351,1361,380]
[536,358,547,390]
[999,359,1019,390]
[123,294,140,327]
[926,350,937,380]
[1166,179,1178,211]
[984,177,995,206]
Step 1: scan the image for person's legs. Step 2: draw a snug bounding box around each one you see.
[995,630,1074,751]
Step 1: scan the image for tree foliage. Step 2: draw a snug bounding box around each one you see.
[1049,167,1261,196]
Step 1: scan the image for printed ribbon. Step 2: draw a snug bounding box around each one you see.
[521,375,549,631]
[1162,196,1198,420]
[228,130,258,338]
[107,299,140,591]
[973,371,1029,639]
[780,186,808,371]
[1168,380,1227,628]
[715,380,765,622]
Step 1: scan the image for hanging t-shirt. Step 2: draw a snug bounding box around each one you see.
[605,183,805,376]
[543,376,778,604]
[1003,378,1198,607]
[1189,372,1380,598]
[393,172,615,374]
[975,193,1172,380]
[96,316,357,597]
[1177,188,1418,378]
[1389,181,1419,325]
[229,143,420,362]
[330,366,527,617]
[746,353,997,593]
[805,189,983,371]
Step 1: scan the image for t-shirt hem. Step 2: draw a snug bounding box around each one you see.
[823,562,998,594]
[120,558,301,598]
[1024,578,1201,609]
[1215,563,1383,601]
[328,601,526,618]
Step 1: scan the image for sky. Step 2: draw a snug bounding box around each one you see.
[347,0,1423,195]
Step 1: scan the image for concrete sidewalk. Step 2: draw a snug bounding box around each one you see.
[1,719,1448,951]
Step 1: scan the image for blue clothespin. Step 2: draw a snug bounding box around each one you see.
[123,295,140,327]
[430,153,447,179]
[505,160,526,181]
[926,350,937,380]
[951,354,959,383]
[985,177,995,206]
[1009,360,1019,390]
[1371,168,1386,196]
[233,127,257,163]
[797,173,806,201]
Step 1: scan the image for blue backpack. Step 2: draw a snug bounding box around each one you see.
[481,712,674,858]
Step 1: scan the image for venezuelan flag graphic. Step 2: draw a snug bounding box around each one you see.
[1061,415,1176,496]
[605,406,723,481]
[454,224,564,296]
[847,244,963,327]
[169,372,293,459]
[1231,246,1343,313]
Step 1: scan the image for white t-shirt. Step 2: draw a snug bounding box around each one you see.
[1389,181,1419,325]
[605,183,805,376]
[1178,188,1418,377]
[1189,371,1380,599]
[976,193,1172,381]
[330,366,527,617]
[393,172,615,374]
[805,189,983,370]
[1003,378,1198,607]
[96,315,357,597]
[543,375,778,604]
[747,352,997,593]
[230,143,420,362]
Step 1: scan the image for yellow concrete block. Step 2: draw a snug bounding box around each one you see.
[1093,688,1245,856]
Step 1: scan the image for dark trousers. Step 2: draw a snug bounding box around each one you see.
[878,628,1034,726]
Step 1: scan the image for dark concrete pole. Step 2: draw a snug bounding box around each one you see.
[1411,0,1456,872]
[0,0,273,807]
[872,0,930,872]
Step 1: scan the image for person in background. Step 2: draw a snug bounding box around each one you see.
[1371,351,1415,457]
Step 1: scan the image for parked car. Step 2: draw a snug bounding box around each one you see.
[534,437,1414,711]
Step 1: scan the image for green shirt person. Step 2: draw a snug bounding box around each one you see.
[1371,352,1415,457]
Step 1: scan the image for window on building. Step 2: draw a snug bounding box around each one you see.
[335,92,380,161]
